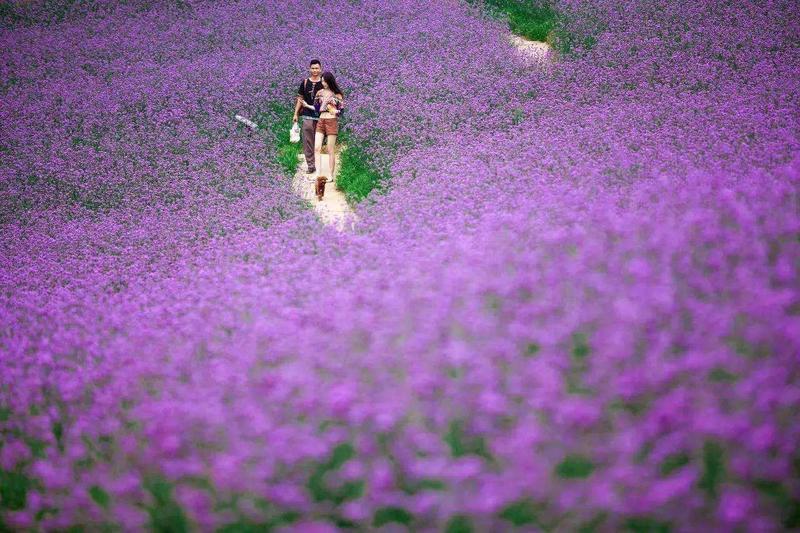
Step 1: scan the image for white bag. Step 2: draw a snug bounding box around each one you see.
[289,122,300,143]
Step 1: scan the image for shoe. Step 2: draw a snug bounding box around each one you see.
[306,168,316,175]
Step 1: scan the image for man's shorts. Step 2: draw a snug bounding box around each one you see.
[316,118,339,136]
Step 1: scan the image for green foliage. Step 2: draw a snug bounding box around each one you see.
[335,145,386,203]
[25,436,48,459]
[0,469,30,510]
[217,510,300,532]
[399,476,447,497]
[579,512,609,532]
[444,420,492,460]
[219,520,274,532]
[465,0,602,58]
[445,514,474,533]
[373,506,414,527]
[499,499,540,526]
[524,342,541,357]
[52,421,65,452]
[708,366,738,382]
[571,332,591,360]
[144,476,190,533]
[307,442,364,505]
[698,440,725,498]
[624,516,672,532]
[89,485,111,510]
[566,332,593,394]
[659,452,690,476]
[753,479,800,529]
[0,2,19,23]
[470,0,557,42]
[254,102,302,176]
[555,454,595,479]
[275,140,301,176]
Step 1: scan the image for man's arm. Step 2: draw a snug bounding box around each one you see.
[293,81,305,123]
[293,97,302,123]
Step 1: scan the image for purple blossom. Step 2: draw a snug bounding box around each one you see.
[1,0,799,529]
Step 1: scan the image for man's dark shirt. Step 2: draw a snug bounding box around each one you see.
[298,78,323,119]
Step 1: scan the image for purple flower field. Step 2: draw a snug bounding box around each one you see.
[1,0,799,530]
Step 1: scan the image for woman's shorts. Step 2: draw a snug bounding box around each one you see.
[316,118,339,136]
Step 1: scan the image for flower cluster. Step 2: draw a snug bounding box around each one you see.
[1,0,798,530]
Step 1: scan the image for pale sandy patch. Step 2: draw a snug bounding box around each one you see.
[509,35,555,67]
[292,147,358,232]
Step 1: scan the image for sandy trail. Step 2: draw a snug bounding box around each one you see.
[292,147,358,232]
[510,35,554,66]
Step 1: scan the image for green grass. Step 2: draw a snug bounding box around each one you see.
[624,516,673,532]
[373,507,414,528]
[555,454,595,479]
[470,0,557,42]
[335,144,387,203]
[444,419,493,460]
[468,0,603,56]
[307,442,363,505]
[445,515,475,533]
[499,499,541,527]
[0,469,30,511]
[144,476,190,532]
[698,440,726,498]
[252,102,303,176]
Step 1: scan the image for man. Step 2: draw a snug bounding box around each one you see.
[292,59,343,175]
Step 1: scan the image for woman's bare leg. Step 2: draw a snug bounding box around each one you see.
[314,131,325,177]
[327,134,337,178]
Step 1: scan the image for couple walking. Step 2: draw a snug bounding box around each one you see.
[292,59,344,200]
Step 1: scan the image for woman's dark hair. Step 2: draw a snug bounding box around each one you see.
[321,71,342,96]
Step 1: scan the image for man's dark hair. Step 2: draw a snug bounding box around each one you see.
[310,59,321,67]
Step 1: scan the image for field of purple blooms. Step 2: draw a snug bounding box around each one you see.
[1,0,799,530]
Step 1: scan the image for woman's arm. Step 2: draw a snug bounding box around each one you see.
[325,95,340,114]
[299,94,315,110]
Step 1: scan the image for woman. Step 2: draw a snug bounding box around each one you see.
[305,71,343,200]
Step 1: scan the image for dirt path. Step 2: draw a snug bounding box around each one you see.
[292,147,358,232]
[509,35,554,65]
